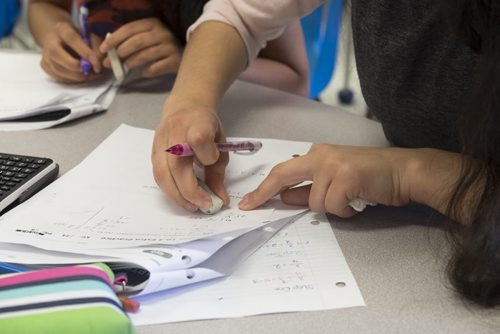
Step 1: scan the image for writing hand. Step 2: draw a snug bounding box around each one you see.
[41,21,102,83]
[152,101,230,212]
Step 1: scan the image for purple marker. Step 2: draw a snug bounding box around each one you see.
[166,140,263,157]
[79,4,92,76]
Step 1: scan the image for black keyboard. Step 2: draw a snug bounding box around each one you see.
[0,153,59,214]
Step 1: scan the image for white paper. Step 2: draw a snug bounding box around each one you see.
[0,124,311,251]
[0,52,118,130]
[130,212,365,325]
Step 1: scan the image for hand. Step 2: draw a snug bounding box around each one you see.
[238,145,458,217]
[100,18,183,78]
[40,21,102,83]
[152,100,230,212]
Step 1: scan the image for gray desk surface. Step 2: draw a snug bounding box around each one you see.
[1,79,498,333]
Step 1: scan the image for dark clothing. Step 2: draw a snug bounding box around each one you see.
[351,1,478,151]
[76,0,161,38]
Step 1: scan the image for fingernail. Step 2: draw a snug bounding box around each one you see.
[201,199,213,210]
[238,194,250,209]
[183,203,198,212]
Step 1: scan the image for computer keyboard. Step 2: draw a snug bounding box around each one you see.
[0,153,58,214]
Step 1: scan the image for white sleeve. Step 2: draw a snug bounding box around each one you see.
[187,0,324,62]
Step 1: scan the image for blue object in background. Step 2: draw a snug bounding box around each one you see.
[301,0,343,99]
[0,0,21,38]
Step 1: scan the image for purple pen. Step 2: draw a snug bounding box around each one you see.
[166,140,263,157]
[79,4,92,76]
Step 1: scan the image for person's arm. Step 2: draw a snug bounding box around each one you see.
[238,145,478,223]
[240,21,309,97]
[152,21,247,211]
[28,0,72,47]
[152,0,323,212]
[28,0,102,82]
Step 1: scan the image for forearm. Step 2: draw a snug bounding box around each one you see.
[240,57,309,97]
[28,0,72,47]
[168,21,247,111]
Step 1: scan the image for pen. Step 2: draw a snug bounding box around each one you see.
[79,4,92,76]
[166,140,263,157]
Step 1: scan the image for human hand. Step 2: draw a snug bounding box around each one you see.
[99,18,182,78]
[152,100,230,212]
[40,21,102,83]
[238,145,458,217]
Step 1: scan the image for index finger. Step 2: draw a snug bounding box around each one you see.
[238,156,312,210]
[59,27,100,70]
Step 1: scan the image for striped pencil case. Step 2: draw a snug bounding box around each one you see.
[0,264,135,334]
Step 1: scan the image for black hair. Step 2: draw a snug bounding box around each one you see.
[153,0,209,45]
[443,0,500,307]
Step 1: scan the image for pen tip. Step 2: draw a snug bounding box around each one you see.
[165,144,184,155]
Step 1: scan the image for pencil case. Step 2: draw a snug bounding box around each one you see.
[0,263,135,334]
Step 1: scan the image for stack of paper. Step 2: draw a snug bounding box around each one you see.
[0,125,365,323]
[0,52,118,130]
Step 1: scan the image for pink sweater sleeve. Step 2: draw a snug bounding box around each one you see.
[187,0,324,62]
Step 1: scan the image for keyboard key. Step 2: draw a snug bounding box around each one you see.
[2,177,10,181]
[22,158,33,163]
[16,162,27,167]
[28,164,40,169]
[35,159,46,164]
[15,173,27,178]
[1,186,10,191]
[5,161,15,166]
[22,168,34,174]
[4,172,14,177]
[0,166,8,170]
[9,167,21,172]
[8,156,21,162]
[6,182,15,187]
[11,178,21,183]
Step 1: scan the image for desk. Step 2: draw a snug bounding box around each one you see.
[1,79,498,333]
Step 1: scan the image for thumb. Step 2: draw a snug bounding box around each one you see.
[204,153,230,205]
[280,184,311,206]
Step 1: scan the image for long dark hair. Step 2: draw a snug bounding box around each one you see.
[444,0,500,307]
[153,0,209,45]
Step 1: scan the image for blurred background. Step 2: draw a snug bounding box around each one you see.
[0,0,367,117]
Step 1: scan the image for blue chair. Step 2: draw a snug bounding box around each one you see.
[0,0,21,38]
[301,0,343,100]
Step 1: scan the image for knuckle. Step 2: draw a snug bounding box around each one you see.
[188,130,211,147]
[269,163,286,179]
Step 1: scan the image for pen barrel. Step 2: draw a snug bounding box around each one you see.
[217,141,258,152]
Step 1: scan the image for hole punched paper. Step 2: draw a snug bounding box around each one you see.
[0,125,364,323]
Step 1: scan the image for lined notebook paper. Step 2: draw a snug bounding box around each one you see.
[132,211,365,325]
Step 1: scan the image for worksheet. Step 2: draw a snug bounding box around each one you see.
[0,124,311,251]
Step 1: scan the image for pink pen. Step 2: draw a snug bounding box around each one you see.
[166,140,263,157]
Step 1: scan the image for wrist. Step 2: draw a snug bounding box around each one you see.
[404,148,460,214]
